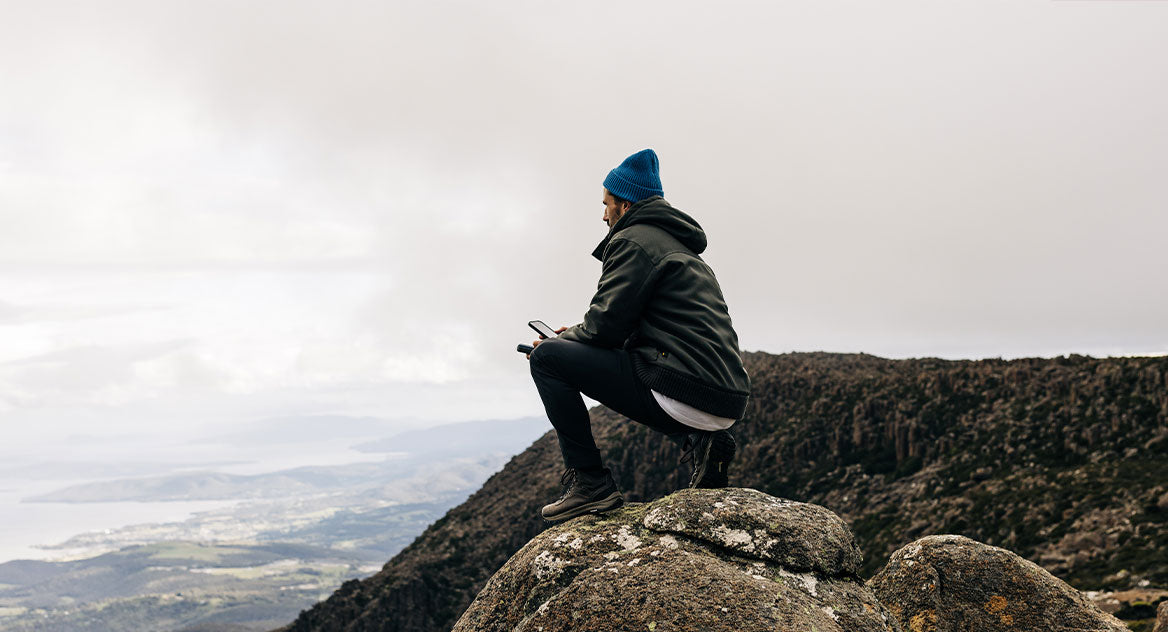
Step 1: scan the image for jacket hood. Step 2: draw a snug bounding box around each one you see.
[591,196,708,260]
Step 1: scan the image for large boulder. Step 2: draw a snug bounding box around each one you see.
[452,488,897,632]
[869,534,1127,632]
[1155,600,1168,632]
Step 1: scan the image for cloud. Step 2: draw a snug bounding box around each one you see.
[0,298,168,324]
[0,0,1165,428]
[0,339,207,407]
[0,300,23,322]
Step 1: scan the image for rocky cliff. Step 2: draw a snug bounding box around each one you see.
[280,351,1167,632]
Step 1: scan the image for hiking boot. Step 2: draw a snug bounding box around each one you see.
[541,467,624,522]
[680,430,736,489]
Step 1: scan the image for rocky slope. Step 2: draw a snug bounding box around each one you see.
[280,351,1167,632]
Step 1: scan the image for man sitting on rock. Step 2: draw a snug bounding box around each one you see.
[527,148,751,522]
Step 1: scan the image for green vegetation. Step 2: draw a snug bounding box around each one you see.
[0,541,378,632]
[731,354,1168,588]
[145,541,249,563]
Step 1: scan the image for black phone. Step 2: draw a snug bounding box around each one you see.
[528,320,558,339]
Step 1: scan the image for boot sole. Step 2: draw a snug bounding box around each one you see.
[692,431,736,489]
[541,491,624,522]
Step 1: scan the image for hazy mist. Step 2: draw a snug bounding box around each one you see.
[2,0,1166,442]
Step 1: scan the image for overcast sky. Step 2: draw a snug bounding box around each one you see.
[1,0,1165,443]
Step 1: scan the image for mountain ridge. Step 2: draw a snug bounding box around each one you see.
[280,350,1168,632]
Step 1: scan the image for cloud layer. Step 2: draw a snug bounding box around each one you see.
[1,1,1165,434]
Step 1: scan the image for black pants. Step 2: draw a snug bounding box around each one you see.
[529,338,694,471]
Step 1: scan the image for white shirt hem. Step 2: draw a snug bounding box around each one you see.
[651,390,736,431]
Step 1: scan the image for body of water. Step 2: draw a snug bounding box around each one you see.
[0,435,394,564]
[0,486,241,563]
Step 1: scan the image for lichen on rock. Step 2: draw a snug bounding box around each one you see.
[451,488,894,632]
[869,534,1128,632]
[641,487,864,576]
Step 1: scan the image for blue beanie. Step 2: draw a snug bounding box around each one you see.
[603,149,663,203]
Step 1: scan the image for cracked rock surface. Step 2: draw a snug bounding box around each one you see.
[869,535,1127,632]
[451,488,895,632]
[642,487,864,575]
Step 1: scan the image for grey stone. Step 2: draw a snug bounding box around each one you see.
[452,488,895,632]
[641,487,864,576]
[1155,600,1168,632]
[869,534,1128,632]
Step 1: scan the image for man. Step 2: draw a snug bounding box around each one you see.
[527,148,751,522]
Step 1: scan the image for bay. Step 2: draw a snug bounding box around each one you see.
[0,436,393,564]
[0,485,241,562]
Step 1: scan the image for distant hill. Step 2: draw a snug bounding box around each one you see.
[351,417,548,457]
[279,351,1168,632]
[27,418,550,503]
[0,417,553,631]
[198,415,409,446]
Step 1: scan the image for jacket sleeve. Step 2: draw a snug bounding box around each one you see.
[559,237,655,348]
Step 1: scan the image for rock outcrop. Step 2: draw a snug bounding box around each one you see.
[1156,600,1168,632]
[869,535,1127,631]
[452,488,896,632]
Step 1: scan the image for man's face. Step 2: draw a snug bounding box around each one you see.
[602,190,631,229]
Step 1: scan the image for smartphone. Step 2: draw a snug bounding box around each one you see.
[528,320,558,339]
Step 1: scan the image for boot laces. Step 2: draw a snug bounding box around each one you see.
[555,468,579,501]
[679,433,702,465]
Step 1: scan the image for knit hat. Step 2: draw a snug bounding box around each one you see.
[603,149,664,203]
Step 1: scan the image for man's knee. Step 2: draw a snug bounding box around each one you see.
[529,338,571,376]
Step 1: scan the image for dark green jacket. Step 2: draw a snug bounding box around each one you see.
[560,196,751,419]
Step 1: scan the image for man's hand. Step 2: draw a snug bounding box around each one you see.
[527,326,568,359]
